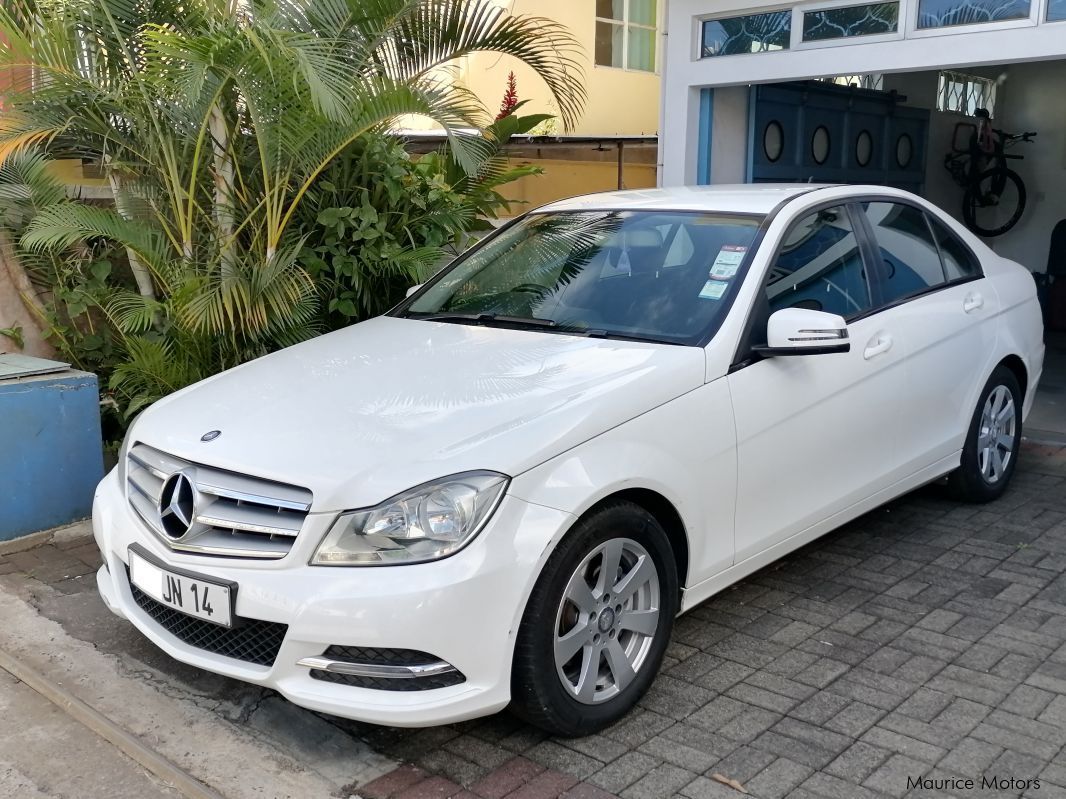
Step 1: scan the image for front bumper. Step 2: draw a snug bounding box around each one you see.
[92,468,573,726]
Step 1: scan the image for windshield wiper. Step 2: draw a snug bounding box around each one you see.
[558,326,682,345]
[406,312,678,344]
[409,312,558,329]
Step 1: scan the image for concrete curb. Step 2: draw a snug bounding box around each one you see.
[0,646,225,799]
[0,576,396,798]
[0,519,92,555]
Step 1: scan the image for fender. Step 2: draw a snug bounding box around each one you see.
[507,378,738,594]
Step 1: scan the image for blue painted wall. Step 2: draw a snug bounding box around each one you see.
[0,371,104,540]
[697,88,714,185]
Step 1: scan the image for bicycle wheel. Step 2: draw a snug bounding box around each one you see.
[963,167,1026,237]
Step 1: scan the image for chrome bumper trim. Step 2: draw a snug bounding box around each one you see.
[296,656,457,679]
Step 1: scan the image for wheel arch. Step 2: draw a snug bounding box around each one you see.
[997,354,1028,402]
[509,485,693,647]
[586,488,690,593]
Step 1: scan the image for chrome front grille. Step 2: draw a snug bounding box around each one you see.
[126,443,312,559]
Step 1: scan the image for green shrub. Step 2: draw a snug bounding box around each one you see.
[296,136,470,327]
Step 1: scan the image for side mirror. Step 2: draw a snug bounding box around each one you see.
[753,308,850,356]
[405,284,424,298]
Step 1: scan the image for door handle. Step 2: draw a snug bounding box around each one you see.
[863,334,893,360]
[963,292,984,313]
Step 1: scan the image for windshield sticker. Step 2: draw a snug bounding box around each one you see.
[709,245,747,280]
[698,280,728,300]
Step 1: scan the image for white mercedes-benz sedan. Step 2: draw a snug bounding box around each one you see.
[93,184,1044,736]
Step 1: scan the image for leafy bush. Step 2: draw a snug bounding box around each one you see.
[296,137,469,326]
[297,108,553,329]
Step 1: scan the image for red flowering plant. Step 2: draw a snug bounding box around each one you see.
[496,71,519,120]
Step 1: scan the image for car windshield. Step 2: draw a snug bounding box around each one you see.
[398,210,764,344]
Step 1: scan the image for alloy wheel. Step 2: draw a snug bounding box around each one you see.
[977,385,1016,484]
[553,538,661,704]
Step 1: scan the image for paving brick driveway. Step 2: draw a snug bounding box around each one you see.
[6,443,1066,799]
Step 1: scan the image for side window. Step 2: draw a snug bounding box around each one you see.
[927,214,981,280]
[861,202,946,305]
[767,205,873,319]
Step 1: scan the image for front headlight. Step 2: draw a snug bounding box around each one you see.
[311,471,509,566]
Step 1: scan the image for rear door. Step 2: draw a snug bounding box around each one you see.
[727,203,909,563]
[855,201,997,471]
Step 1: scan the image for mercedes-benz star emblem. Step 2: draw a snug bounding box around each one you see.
[159,470,197,539]
[201,430,221,442]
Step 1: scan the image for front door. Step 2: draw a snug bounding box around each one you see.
[727,203,908,563]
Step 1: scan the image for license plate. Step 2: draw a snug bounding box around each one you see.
[128,548,234,628]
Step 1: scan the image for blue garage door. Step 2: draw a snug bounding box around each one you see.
[749,81,929,193]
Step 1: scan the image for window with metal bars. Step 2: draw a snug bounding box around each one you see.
[937,70,997,117]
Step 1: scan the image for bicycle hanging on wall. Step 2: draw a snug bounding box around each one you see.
[944,109,1036,238]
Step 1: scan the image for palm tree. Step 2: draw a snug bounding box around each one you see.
[0,0,585,416]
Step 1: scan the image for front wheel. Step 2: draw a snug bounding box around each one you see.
[948,366,1023,502]
[962,167,1026,237]
[510,501,678,737]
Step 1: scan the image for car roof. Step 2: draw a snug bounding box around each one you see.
[536,184,838,215]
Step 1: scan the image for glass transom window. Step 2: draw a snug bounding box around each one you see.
[596,0,658,72]
[701,11,791,57]
[803,2,899,41]
[917,0,1030,28]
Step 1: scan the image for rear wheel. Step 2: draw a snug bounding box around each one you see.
[962,167,1026,237]
[948,366,1023,502]
[510,501,678,737]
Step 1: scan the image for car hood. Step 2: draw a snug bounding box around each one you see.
[131,316,706,510]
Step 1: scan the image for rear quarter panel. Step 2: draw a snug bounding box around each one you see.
[984,256,1045,419]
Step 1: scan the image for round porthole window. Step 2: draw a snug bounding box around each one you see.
[855,130,873,167]
[896,133,913,168]
[811,125,831,165]
[763,120,784,163]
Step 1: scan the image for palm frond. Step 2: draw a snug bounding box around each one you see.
[20,203,172,274]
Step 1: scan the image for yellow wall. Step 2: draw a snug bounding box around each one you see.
[49,159,108,190]
[500,157,657,211]
[457,0,661,136]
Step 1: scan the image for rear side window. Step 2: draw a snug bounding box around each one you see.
[860,202,946,306]
[927,214,981,280]
[767,205,873,320]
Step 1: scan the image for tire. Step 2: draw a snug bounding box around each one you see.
[962,167,1027,237]
[948,365,1023,503]
[510,501,679,737]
